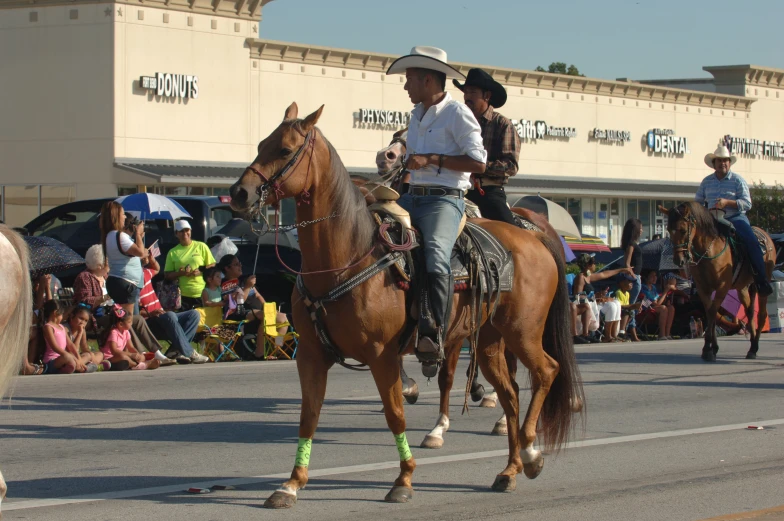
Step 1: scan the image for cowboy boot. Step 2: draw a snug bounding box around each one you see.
[418,273,454,377]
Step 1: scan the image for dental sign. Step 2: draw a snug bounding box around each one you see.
[646,128,689,155]
[724,135,784,159]
[512,119,577,140]
[358,108,411,128]
[140,73,199,100]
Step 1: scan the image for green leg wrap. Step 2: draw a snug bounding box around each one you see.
[295,438,312,467]
[394,432,413,462]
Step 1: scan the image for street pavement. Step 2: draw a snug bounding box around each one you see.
[1,335,783,521]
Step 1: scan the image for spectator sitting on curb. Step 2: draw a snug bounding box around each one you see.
[617,273,643,341]
[139,251,209,364]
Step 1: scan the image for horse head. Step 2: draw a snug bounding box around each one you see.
[376,127,408,175]
[660,203,694,267]
[230,102,325,215]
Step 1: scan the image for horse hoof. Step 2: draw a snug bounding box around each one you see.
[403,382,419,405]
[746,351,757,360]
[263,490,297,509]
[384,485,414,503]
[523,453,544,479]
[470,383,485,402]
[491,421,508,436]
[481,392,497,408]
[491,474,516,492]
[420,434,444,449]
[701,350,716,362]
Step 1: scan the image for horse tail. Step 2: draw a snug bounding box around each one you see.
[537,233,585,453]
[0,225,33,399]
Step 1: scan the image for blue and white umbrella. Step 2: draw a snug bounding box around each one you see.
[115,193,192,221]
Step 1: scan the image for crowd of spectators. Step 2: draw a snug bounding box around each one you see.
[20,202,290,376]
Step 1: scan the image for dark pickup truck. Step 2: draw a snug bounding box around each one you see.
[22,196,300,312]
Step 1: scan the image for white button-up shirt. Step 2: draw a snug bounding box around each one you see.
[405,92,487,191]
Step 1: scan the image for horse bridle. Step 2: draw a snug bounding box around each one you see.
[671,206,723,265]
[244,128,316,209]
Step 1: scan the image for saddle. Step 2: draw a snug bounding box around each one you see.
[366,184,515,296]
[712,215,768,282]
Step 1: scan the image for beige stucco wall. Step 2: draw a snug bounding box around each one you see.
[0,3,116,206]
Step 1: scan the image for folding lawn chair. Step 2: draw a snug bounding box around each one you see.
[204,320,245,362]
[262,302,298,360]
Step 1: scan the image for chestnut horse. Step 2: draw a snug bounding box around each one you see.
[230,103,583,508]
[375,131,569,447]
[0,224,34,513]
[661,202,774,362]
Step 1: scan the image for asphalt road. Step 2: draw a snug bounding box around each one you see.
[1,335,783,521]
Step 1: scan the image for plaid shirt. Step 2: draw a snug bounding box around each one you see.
[695,170,751,220]
[476,106,520,181]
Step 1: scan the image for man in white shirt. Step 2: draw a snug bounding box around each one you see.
[387,46,487,377]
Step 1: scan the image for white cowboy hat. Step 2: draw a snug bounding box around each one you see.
[704,145,737,169]
[386,46,465,80]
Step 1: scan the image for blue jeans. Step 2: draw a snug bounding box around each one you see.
[147,310,200,356]
[728,214,767,284]
[398,193,465,274]
[629,274,642,328]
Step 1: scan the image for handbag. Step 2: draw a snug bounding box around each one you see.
[156,279,182,311]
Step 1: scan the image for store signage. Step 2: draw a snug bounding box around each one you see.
[591,128,631,142]
[723,135,784,159]
[140,73,199,99]
[358,108,410,128]
[646,128,689,155]
[512,119,577,140]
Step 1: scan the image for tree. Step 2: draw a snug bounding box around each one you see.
[748,181,784,233]
[534,62,585,77]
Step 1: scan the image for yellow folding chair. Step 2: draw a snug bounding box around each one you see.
[262,302,298,360]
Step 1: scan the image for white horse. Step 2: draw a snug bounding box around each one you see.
[0,224,33,514]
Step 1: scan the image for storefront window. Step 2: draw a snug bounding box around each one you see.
[580,198,595,237]
[638,199,651,241]
[567,198,581,233]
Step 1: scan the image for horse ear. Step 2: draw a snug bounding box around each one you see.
[393,126,408,139]
[284,102,298,121]
[657,204,669,215]
[302,105,325,131]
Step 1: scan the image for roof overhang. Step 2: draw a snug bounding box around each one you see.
[505,175,700,200]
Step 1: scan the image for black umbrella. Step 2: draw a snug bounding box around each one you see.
[23,235,85,279]
[639,238,679,271]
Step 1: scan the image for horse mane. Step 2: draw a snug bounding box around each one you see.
[320,133,375,254]
[0,225,33,399]
[670,201,718,238]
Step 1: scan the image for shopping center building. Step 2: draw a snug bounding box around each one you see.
[2,0,784,245]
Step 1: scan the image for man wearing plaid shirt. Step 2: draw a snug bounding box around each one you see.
[454,68,520,225]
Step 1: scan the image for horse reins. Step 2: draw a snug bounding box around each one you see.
[671,206,728,265]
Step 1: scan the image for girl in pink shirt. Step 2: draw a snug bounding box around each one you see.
[41,300,90,374]
[99,307,159,370]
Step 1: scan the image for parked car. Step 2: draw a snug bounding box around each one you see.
[23,196,301,313]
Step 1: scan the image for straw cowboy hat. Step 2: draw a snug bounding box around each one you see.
[704,145,737,169]
[386,46,465,80]
[452,68,508,108]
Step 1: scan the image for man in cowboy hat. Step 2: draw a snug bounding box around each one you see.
[387,46,487,377]
[453,68,520,225]
[696,145,772,296]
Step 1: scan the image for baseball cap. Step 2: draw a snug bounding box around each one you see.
[620,272,636,282]
[174,220,192,232]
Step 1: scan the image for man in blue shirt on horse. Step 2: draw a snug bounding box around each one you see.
[696,145,773,297]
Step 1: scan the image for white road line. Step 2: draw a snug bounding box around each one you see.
[5,417,784,512]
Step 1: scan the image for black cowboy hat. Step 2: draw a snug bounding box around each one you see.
[452,68,507,108]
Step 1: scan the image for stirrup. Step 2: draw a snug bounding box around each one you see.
[416,336,444,362]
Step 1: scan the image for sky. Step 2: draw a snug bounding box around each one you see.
[259,0,783,82]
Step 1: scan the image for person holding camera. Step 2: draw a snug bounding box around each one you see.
[99,202,147,316]
[164,219,216,311]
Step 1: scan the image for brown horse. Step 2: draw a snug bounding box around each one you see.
[374,133,569,447]
[0,224,34,512]
[230,102,584,508]
[661,202,775,362]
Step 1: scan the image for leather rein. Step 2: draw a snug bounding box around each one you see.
[671,207,727,266]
